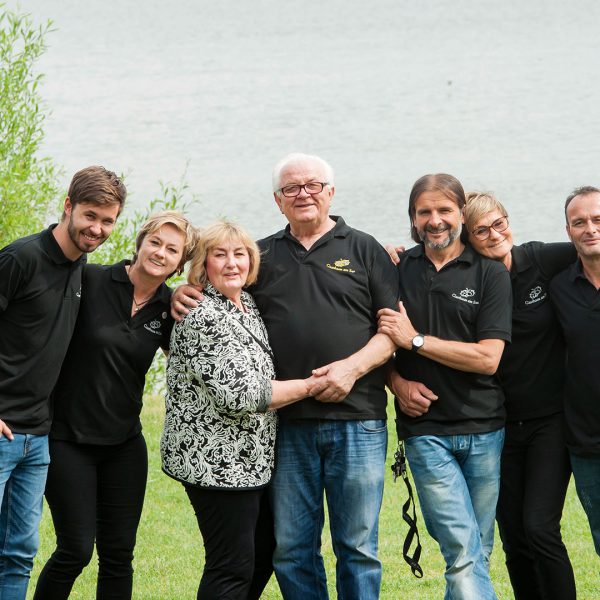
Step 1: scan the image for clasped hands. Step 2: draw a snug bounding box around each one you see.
[171,284,358,404]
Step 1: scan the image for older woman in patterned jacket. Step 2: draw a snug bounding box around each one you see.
[161,221,319,600]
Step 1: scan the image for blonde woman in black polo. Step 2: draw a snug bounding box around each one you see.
[34,211,197,600]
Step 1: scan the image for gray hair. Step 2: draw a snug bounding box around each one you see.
[271,153,335,192]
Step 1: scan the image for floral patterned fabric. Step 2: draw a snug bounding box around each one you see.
[161,283,277,489]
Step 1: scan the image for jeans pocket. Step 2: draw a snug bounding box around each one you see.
[359,419,387,433]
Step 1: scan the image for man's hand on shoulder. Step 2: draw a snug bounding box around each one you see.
[171,284,205,321]
[384,244,405,265]
[0,418,14,440]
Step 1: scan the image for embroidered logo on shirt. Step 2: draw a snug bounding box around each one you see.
[326,258,356,273]
[525,285,546,305]
[144,319,163,335]
[451,287,480,305]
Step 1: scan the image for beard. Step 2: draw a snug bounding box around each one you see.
[67,213,106,253]
[418,223,462,250]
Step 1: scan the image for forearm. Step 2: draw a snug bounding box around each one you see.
[270,379,311,410]
[417,336,504,375]
[344,333,397,380]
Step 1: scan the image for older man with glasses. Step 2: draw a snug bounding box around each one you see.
[173,152,399,599]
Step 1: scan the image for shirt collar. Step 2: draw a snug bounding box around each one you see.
[274,215,350,240]
[568,258,587,282]
[41,224,85,266]
[405,240,475,265]
[111,259,172,304]
[508,244,531,275]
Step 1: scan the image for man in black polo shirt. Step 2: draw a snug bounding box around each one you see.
[171,153,398,597]
[550,185,600,558]
[378,174,512,600]
[254,153,398,600]
[0,166,126,599]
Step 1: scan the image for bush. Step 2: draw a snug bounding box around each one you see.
[0,5,61,248]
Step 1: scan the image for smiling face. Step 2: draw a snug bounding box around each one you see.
[468,209,513,262]
[205,239,250,301]
[412,190,463,251]
[65,199,120,254]
[135,223,185,282]
[566,191,600,258]
[274,159,334,231]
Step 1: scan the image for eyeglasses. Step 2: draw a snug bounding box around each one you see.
[471,216,509,240]
[278,181,329,198]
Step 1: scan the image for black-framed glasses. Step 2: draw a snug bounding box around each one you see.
[471,216,509,240]
[278,181,329,198]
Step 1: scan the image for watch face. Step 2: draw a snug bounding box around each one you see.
[412,335,424,349]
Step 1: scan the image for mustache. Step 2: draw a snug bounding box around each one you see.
[424,224,450,233]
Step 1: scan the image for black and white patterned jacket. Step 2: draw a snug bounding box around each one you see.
[160,283,277,489]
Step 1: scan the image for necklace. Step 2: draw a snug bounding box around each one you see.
[132,293,153,312]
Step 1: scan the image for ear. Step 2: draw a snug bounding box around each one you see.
[274,192,284,214]
[63,196,73,217]
[566,223,573,242]
[328,185,335,201]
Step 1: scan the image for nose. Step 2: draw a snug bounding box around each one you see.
[89,221,102,235]
[296,185,311,199]
[429,210,442,227]
[584,218,599,234]
[224,252,236,267]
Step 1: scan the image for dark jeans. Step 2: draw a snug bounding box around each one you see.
[33,435,148,600]
[185,485,275,600]
[496,413,575,600]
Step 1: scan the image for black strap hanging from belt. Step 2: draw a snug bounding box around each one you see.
[391,440,424,578]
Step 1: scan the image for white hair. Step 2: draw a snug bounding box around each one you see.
[271,153,335,192]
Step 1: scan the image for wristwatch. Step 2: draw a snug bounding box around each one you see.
[411,334,425,352]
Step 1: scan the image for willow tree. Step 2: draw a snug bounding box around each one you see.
[0,6,60,248]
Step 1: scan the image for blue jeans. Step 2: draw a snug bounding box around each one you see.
[569,452,600,556]
[405,429,504,600]
[271,419,387,600]
[0,434,50,600]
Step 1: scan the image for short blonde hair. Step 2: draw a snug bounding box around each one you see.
[134,210,199,275]
[464,191,508,233]
[188,220,260,287]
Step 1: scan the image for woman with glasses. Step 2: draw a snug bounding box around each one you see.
[463,192,577,600]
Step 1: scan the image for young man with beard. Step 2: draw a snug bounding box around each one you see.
[377,174,512,600]
[0,166,126,599]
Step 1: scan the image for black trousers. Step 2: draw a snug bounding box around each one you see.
[33,435,148,600]
[185,484,275,600]
[496,413,576,600]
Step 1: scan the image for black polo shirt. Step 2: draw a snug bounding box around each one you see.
[0,225,85,434]
[50,260,173,445]
[550,260,600,456]
[394,243,512,439]
[252,216,399,421]
[498,242,576,421]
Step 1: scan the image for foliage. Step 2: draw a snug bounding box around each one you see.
[89,171,200,394]
[0,5,61,249]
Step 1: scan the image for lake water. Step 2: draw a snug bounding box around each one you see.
[10,0,600,247]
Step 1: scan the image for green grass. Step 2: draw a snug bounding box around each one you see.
[28,394,598,599]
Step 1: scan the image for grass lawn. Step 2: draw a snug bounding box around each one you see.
[28,394,598,599]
